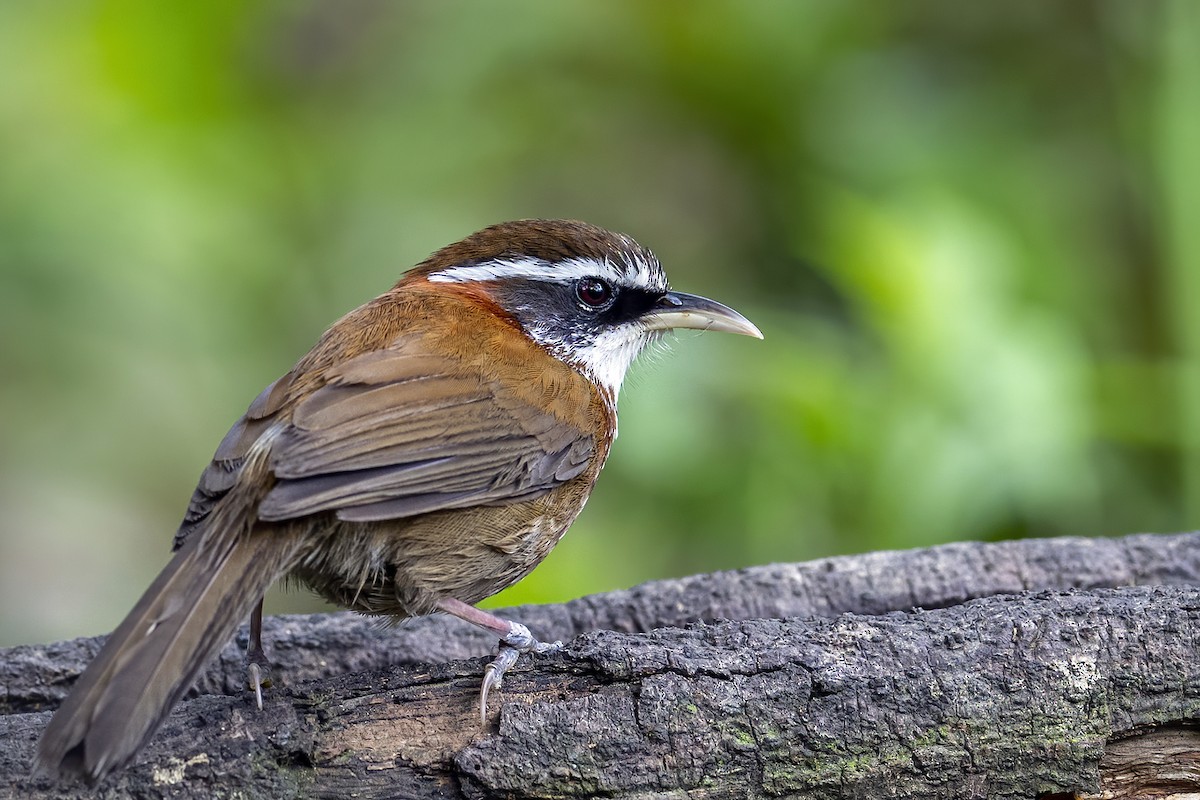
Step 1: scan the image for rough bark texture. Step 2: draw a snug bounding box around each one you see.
[3,532,1200,799]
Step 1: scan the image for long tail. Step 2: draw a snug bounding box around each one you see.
[35,525,301,782]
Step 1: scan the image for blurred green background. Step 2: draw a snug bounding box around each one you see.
[2,1,1197,647]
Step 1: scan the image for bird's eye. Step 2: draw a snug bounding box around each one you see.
[575,277,614,309]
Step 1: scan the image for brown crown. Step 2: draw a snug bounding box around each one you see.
[408,219,655,277]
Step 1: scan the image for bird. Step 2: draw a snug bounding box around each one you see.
[34,218,762,783]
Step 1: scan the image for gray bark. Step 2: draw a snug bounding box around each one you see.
[3,532,1200,799]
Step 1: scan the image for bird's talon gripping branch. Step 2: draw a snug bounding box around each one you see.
[246,650,273,712]
[246,599,271,711]
[500,622,536,651]
[478,631,565,723]
[247,662,265,711]
[479,647,519,723]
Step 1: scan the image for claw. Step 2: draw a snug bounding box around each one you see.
[246,651,272,711]
[432,599,564,723]
[479,669,495,725]
[479,647,520,724]
[246,600,271,711]
[477,628,564,724]
[248,663,264,711]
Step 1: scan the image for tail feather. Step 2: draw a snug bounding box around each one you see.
[35,529,300,782]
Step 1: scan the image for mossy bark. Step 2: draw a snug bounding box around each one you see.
[3,532,1200,799]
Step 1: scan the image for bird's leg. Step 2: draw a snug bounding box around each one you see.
[246,598,272,710]
[436,598,562,722]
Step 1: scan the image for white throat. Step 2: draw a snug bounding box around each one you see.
[549,324,648,398]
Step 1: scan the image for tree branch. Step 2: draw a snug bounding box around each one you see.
[4,532,1200,798]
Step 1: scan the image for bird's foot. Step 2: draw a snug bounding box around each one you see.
[479,622,562,723]
[433,598,563,723]
[244,597,273,710]
[246,650,273,711]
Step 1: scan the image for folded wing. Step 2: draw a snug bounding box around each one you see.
[256,343,595,522]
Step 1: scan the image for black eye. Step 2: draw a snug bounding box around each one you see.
[575,277,614,309]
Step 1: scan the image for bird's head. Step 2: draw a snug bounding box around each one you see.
[411,219,762,396]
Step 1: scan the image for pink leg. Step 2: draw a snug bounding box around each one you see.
[437,598,562,722]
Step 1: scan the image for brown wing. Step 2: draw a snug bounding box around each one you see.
[174,373,293,549]
[259,345,594,523]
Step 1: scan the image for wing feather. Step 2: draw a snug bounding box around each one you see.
[176,338,598,536]
[257,343,595,522]
[174,374,294,548]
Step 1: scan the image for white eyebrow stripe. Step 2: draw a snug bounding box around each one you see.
[427,255,666,291]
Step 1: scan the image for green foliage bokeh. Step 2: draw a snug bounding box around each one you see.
[1,1,1197,645]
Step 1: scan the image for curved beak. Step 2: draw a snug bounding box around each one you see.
[641,291,763,339]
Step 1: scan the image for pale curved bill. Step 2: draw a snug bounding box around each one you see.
[641,291,763,339]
